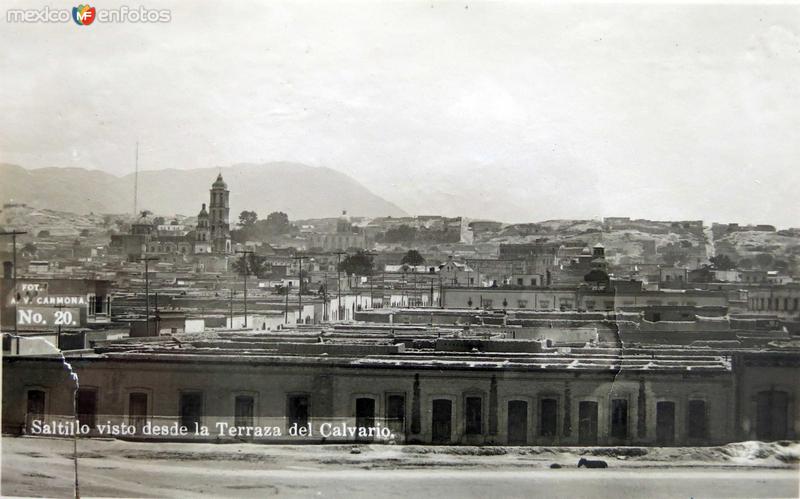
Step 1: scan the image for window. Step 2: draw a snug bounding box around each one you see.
[26,390,46,421]
[656,401,676,445]
[235,395,255,427]
[465,396,482,435]
[287,394,310,428]
[355,398,376,438]
[610,399,628,439]
[517,278,524,286]
[76,388,97,428]
[432,399,452,444]
[517,300,528,308]
[756,390,789,440]
[578,401,598,445]
[179,392,203,429]
[539,398,558,437]
[687,400,707,439]
[386,394,406,435]
[94,295,104,314]
[128,392,148,429]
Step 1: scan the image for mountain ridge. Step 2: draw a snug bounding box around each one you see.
[0,162,407,219]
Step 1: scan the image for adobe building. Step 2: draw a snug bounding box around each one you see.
[3,327,798,446]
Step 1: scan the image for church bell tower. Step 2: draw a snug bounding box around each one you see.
[209,173,231,254]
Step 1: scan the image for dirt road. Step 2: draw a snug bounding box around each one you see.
[2,437,798,498]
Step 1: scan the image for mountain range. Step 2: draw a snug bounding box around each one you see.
[0,163,407,219]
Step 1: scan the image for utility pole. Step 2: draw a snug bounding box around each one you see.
[135,257,159,336]
[154,291,159,335]
[364,250,376,310]
[1,230,28,339]
[284,285,289,324]
[133,141,139,215]
[55,303,64,348]
[402,270,407,307]
[293,254,309,324]
[235,250,254,328]
[334,250,347,321]
[322,272,328,321]
[229,288,234,328]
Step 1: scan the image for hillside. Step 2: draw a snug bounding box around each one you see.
[0,163,407,219]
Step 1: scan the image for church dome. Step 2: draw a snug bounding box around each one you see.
[212,173,227,189]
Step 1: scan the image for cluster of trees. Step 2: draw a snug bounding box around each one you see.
[400,249,425,266]
[231,253,269,277]
[232,211,294,243]
[337,250,374,276]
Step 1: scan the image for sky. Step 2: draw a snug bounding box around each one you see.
[1,1,798,226]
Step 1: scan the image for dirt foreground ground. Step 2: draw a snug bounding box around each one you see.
[2,436,799,498]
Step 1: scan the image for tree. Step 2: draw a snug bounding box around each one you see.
[709,254,736,270]
[232,253,269,277]
[238,210,258,228]
[152,216,166,226]
[264,211,291,235]
[754,253,775,270]
[401,249,425,266]
[338,250,374,276]
[37,230,50,238]
[689,265,714,283]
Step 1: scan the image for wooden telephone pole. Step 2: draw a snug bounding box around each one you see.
[235,250,254,328]
[135,257,159,336]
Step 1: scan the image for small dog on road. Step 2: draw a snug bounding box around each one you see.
[577,458,608,468]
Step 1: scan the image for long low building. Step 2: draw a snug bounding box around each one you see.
[4,327,798,446]
[441,286,729,312]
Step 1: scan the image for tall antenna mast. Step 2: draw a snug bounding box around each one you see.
[133,141,139,215]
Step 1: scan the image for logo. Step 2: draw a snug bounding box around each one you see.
[72,4,96,25]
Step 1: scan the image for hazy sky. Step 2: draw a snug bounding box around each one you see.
[1,1,798,226]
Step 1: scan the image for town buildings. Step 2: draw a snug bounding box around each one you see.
[4,325,798,446]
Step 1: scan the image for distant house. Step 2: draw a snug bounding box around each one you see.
[438,256,476,286]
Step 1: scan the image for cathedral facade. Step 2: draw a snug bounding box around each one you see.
[110,174,232,260]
